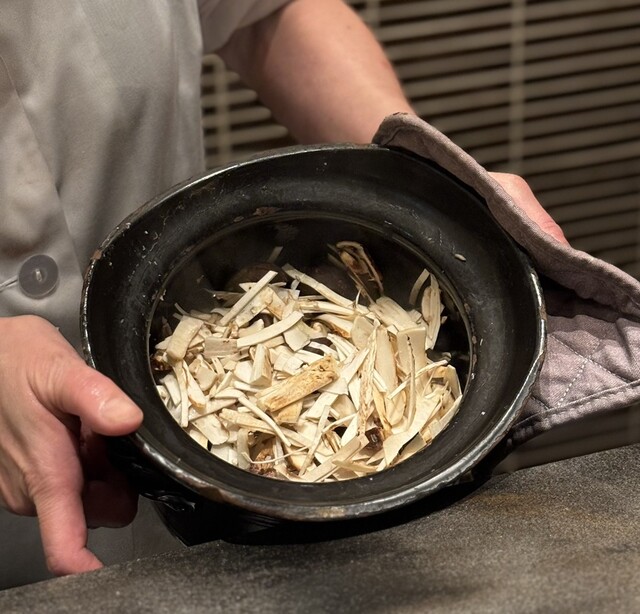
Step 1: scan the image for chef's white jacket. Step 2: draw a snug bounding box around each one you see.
[0,0,291,588]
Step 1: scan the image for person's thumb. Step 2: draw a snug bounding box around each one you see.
[48,360,143,436]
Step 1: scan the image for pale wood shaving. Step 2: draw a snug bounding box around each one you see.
[333,241,384,300]
[409,269,430,306]
[166,316,203,361]
[256,355,339,411]
[236,312,303,348]
[219,270,278,326]
[282,264,353,309]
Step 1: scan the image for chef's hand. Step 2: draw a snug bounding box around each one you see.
[0,315,143,576]
[490,172,569,245]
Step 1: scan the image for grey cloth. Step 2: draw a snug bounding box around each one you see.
[373,113,640,451]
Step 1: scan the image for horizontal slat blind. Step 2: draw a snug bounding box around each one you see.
[201,0,640,277]
[518,1,640,277]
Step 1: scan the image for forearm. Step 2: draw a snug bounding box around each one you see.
[218,0,413,144]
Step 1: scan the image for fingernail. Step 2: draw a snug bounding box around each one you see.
[101,398,143,425]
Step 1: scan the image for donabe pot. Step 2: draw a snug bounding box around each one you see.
[81,144,545,530]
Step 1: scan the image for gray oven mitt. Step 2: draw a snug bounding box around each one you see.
[373,113,640,452]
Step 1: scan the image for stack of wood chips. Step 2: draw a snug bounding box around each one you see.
[152,242,462,482]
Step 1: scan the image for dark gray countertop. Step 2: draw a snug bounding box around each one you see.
[2,442,640,613]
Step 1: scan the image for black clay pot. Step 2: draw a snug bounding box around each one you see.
[81,144,545,540]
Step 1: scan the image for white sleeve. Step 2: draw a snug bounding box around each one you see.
[198,0,295,53]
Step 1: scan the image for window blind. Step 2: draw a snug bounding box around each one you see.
[201,0,640,277]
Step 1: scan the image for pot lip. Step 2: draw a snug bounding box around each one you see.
[81,143,547,521]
